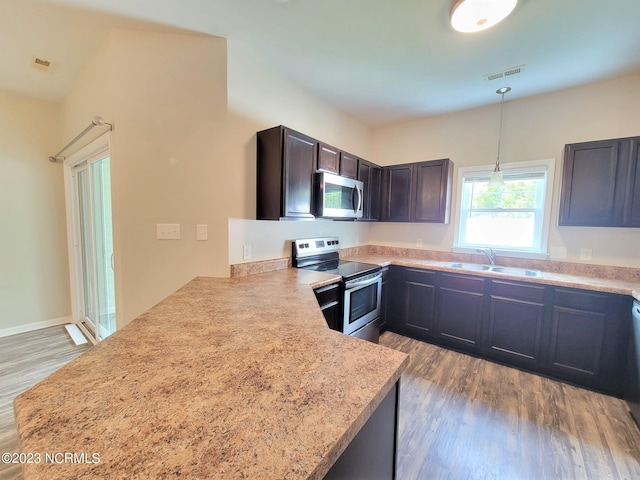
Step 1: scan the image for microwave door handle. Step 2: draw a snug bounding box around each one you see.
[354,184,362,214]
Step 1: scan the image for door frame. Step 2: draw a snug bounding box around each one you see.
[63,132,114,344]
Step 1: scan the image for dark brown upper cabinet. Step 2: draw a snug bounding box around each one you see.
[625,139,640,226]
[357,159,382,221]
[559,136,640,227]
[382,158,453,223]
[257,126,317,220]
[339,152,359,180]
[316,143,359,180]
[317,142,340,175]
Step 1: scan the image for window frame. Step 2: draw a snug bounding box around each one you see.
[453,159,556,259]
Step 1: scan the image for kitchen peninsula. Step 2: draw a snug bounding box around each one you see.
[13,270,409,479]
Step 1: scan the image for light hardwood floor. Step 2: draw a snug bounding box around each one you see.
[0,326,91,480]
[380,331,640,480]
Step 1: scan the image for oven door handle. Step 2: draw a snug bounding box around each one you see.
[345,272,382,290]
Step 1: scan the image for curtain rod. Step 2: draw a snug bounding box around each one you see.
[48,115,113,163]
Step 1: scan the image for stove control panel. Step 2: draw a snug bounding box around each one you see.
[292,237,340,258]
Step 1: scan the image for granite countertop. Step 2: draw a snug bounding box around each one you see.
[343,254,640,301]
[13,270,409,479]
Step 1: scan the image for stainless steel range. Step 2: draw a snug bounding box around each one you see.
[292,237,382,343]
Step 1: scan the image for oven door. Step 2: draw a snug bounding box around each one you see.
[343,272,382,336]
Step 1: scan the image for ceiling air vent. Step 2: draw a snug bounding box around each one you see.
[486,64,525,81]
[30,55,54,72]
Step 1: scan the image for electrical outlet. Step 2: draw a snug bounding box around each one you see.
[156,223,181,240]
[550,247,567,259]
[580,248,592,261]
[243,245,252,260]
[416,238,423,248]
[196,224,208,241]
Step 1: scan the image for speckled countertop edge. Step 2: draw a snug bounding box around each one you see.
[14,270,409,480]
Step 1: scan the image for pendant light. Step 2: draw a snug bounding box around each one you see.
[488,86,511,188]
[450,0,518,33]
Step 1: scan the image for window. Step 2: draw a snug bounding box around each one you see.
[454,159,555,258]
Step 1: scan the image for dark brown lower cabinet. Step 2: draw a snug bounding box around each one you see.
[379,266,390,332]
[545,288,630,395]
[387,266,632,396]
[483,280,548,369]
[313,282,342,331]
[325,381,399,480]
[434,273,485,351]
[386,267,435,341]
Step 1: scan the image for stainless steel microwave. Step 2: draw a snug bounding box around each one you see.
[314,172,364,219]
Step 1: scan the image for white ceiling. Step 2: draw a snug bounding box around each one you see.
[3,0,640,127]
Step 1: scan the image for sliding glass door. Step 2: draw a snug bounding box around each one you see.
[67,136,116,342]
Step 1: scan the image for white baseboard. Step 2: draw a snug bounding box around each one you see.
[0,316,71,338]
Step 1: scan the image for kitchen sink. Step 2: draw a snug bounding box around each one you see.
[446,262,543,278]
[446,262,492,271]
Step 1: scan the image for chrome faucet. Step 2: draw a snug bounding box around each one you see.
[476,247,497,265]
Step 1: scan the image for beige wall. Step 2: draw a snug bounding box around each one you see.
[0,90,70,335]
[369,72,640,268]
[63,29,229,327]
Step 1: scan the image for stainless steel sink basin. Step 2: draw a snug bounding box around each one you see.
[447,262,492,271]
[446,262,543,278]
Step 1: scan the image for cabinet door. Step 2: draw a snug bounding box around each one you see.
[283,129,317,218]
[340,152,359,180]
[546,288,629,395]
[434,273,485,351]
[369,166,382,221]
[485,280,547,368]
[558,138,630,226]
[317,142,340,174]
[383,164,414,222]
[624,139,640,227]
[358,159,382,221]
[405,269,436,338]
[414,159,453,223]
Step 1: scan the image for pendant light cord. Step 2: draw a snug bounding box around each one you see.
[495,91,505,172]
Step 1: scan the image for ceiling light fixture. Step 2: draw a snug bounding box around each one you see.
[450,0,517,33]
[489,86,511,188]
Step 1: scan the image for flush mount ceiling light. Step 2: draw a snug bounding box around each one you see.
[488,86,511,188]
[450,0,518,33]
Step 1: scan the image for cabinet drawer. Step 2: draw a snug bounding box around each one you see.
[405,268,435,285]
[437,272,484,293]
[553,288,609,313]
[491,280,546,303]
[314,282,341,306]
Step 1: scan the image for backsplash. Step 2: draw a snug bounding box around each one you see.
[230,244,640,284]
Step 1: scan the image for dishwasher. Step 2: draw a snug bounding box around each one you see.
[626,300,640,427]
